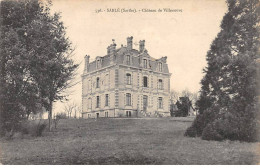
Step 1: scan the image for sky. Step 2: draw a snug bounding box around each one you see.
[49,0,227,115]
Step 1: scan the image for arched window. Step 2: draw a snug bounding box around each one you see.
[126,73,131,85]
[96,77,100,88]
[126,93,131,106]
[158,79,163,90]
[143,76,148,87]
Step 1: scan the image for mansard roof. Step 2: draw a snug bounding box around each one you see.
[86,38,170,74]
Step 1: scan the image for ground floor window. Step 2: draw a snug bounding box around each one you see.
[105,94,109,106]
[88,114,91,118]
[96,96,100,108]
[105,112,108,117]
[158,97,163,109]
[126,111,131,117]
[96,113,99,118]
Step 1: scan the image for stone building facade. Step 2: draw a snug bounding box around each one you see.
[82,37,171,118]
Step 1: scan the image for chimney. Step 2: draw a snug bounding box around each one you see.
[110,43,116,56]
[110,41,117,64]
[107,45,111,55]
[139,40,145,52]
[161,56,167,63]
[84,55,90,72]
[127,36,133,50]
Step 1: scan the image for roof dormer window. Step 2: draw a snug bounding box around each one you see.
[96,57,102,69]
[126,55,131,65]
[143,59,147,68]
[97,59,101,69]
[158,62,162,72]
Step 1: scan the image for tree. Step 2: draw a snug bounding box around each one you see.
[175,97,192,117]
[0,0,78,133]
[0,0,45,134]
[170,90,180,104]
[53,112,67,129]
[181,88,198,107]
[73,103,82,118]
[181,89,192,98]
[63,102,82,119]
[185,0,260,142]
[64,102,77,118]
[26,1,78,131]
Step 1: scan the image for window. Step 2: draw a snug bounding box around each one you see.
[88,114,91,118]
[143,59,147,68]
[96,77,100,88]
[143,76,148,87]
[105,94,109,106]
[88,98,91,109]
[96,96,100,108]
[126,111,131,117]
[126,93,131,106]
[126,55,130,65]
[158,62,162,72]
[158,79,163,90]
[126,73,131,85]
[158,97,163,109]
[97,59,101,68]
[105,112,108,117]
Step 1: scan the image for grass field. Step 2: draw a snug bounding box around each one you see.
[0,118,259,165]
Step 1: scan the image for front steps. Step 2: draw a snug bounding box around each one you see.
[137,110,163,118]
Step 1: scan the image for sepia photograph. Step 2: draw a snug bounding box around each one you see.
[0,0,259,165]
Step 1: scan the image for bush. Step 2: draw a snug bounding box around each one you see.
[20,120,47,137]
[36,122,47,136]
[55,113,67,119]
[201,122,224,141]
[202,111,240,141]
[201,112,258,142]
[189,101,259,142]
[184,126,197,137]
[184,105,220,137]
[53,113,67,129]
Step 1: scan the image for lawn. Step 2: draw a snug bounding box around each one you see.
[0,118,259,165]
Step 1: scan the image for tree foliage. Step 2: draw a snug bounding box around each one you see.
[175,97,192,117]
[170,89,198,117]
[185,0,260,142]
[0,0,78,134]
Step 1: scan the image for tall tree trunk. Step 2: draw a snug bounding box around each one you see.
[48,100,53,131]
